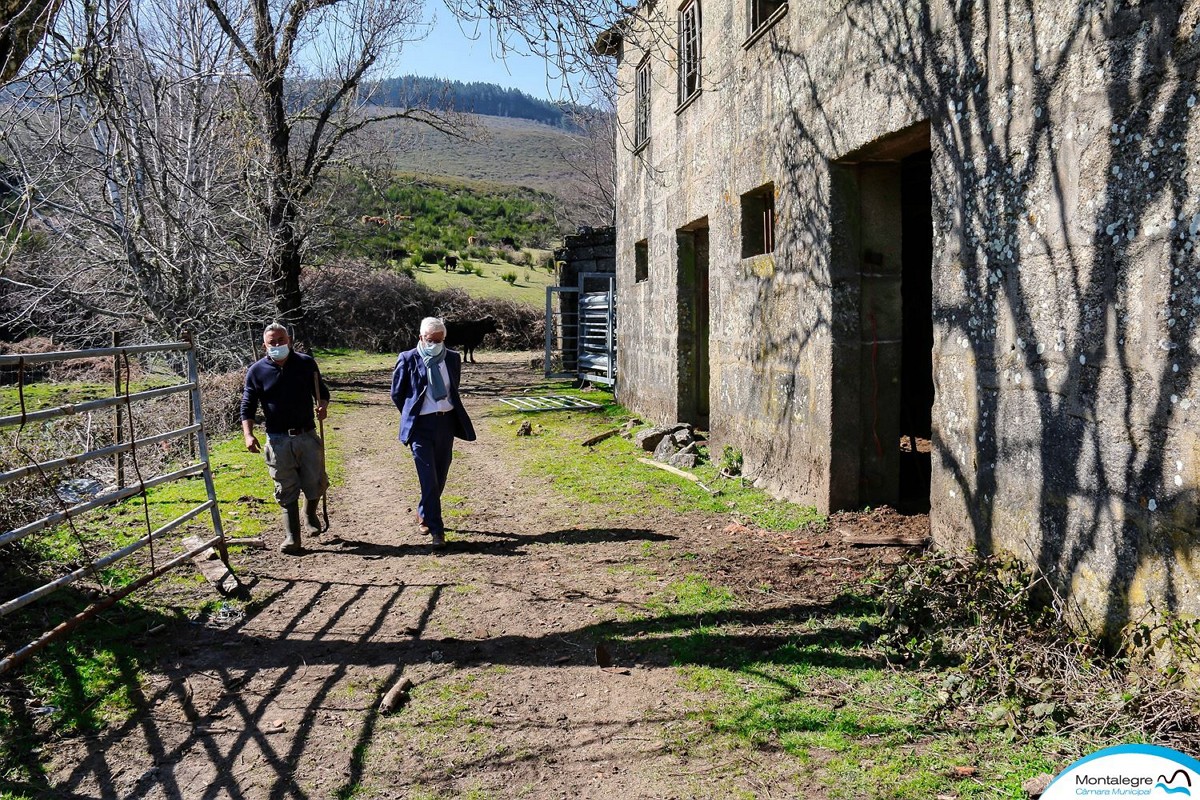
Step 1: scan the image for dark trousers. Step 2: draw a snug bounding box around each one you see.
[409,412,456,535]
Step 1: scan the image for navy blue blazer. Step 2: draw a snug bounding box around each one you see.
[390,347,477,445]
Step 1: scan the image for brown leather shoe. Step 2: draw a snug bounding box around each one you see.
[418,515,430,534]
[430,531,446,550]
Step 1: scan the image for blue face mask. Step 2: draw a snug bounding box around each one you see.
[419,340,444,357]
[266,344,289,362]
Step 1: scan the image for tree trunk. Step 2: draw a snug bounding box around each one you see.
[0,0,61,83]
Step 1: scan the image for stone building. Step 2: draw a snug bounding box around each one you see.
[611,0,1200,638]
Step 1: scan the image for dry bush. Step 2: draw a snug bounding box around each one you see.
[199,371,247,437]
[303,263,436,352]
[428,288,544,351]
[880,552,1200,750]
[303,262,544,352]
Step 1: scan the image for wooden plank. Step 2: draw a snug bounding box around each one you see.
[638,457,701,482]
[580,428,621,447]
[184,535,238,591]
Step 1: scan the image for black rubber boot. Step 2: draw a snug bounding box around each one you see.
[280,502,303,555]
[304,498,322,534]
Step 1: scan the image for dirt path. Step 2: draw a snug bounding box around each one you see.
[45,353,916,800]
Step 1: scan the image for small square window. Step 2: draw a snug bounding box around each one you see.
[678,0,702,107]
[634,58,651,149]
[635,239,649,282]
[741,183,775,258]
[749,0,786,36]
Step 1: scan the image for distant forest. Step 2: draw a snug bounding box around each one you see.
[367,76,577,126]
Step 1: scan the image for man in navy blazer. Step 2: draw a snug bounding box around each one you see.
[391,317,477,549]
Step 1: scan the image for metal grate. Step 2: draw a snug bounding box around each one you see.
[499,395,604,412]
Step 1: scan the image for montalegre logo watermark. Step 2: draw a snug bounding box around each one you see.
[1042,744,1199,798]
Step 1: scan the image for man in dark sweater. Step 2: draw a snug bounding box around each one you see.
[241,323,331,554]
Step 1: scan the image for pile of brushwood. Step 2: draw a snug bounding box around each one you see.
[880,552,1200,749]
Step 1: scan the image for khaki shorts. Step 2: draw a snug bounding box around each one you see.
[263,430,327,507]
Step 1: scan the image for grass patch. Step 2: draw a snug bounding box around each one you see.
[409,259,553,307]
[0,391,353,794]
[312,348,397,377]
[593,575,1074,799]
[491,387,823,531]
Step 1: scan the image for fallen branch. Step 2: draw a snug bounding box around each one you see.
[378,677,413,714]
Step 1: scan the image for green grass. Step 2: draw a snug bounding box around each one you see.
[0,384,354,795]
[491,387,824,531]
[312,348,398,377]
[586,573,1074,799]
[409,258,554,306]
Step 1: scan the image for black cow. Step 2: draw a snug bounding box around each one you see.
[445,316,498,364]
[443,255,459,272]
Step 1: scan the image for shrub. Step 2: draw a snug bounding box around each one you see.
[508,250,530,267]
[303,261,545,352]
[471,265,485,277]
[501,271,518,285]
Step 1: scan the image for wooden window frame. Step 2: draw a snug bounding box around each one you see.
[634,57,651,151]
[677,0,702,111]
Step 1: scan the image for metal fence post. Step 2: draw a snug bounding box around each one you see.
[185,334,228,566]
[112,331,125,489]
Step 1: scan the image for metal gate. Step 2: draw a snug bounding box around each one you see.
[544,272,616,386]
[0,337,230,676]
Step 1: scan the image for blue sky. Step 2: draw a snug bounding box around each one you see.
[396,2,565,101]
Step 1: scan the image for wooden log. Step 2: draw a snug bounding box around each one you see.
[837,528,930,547]
[225,537,265,549]
[637,457,701,482]
[580,428,621,447]
[378,677,413,714]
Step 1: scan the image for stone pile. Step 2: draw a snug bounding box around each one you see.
[634,423,706,469]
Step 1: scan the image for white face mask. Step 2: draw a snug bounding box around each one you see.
[266,344,290,361]
[419,340,444,357]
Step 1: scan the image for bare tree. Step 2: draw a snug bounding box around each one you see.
[200,0,465,333]
[0,0,273,361]
[556,81,616,227]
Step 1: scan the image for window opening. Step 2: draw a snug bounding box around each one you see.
[635,58,651,149]
[740,183,775,258]
[678,0,702,106]
[635,239,649,282]
[750,0,786,36]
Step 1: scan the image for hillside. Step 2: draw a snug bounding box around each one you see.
[368,75,581,127]
[380,114,583,194]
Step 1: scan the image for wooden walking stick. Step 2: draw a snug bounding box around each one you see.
[313,372,330,532]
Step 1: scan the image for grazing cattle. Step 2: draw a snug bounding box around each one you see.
[467,235,477,246]
[443,255,459,272]
[360,215,389,227]
[444,316,498,364]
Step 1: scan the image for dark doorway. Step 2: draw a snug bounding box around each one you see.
[677,219,710,430]
[828,121,933,514]
[898,151,934,513]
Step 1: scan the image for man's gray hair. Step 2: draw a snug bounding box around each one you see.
[420,317,446,336]
[263,322,289,339]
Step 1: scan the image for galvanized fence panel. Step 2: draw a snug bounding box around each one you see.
[545,273,616,386]
[0,338,230,676]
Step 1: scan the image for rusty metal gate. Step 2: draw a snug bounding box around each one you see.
[544,272,616,386]
[0,337,229,676]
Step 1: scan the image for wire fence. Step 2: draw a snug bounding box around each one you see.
[0,336,230,676]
